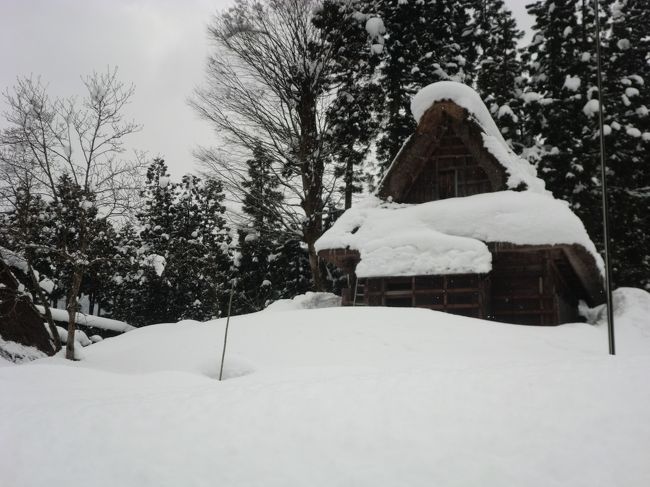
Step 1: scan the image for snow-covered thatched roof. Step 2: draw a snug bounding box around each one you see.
[317,82,603,287]
[315,191,603,278]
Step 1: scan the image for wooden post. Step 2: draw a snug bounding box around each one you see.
[592,0,615,355]
[218,280,236,381]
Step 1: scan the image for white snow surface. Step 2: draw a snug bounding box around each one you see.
[316,191,603,278]
[0,337,47,365]
[410,82,546,192]
[265,292,341,312]
[36,305,134,333]
[2,288,650,487]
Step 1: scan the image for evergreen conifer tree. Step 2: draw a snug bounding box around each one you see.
[372,0,478,170]
[234,146,312,312]
[523,0,604,247]
[602,0,650,288]
[473,0,525,150]
[134,159,232,324]
[313,0,381,207]
[103,223,149,325]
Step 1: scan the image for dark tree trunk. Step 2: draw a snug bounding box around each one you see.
[344,155,354,210]
[297,82,326,291]
[65,268,84,360]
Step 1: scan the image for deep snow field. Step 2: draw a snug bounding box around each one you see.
[2,289,650,487]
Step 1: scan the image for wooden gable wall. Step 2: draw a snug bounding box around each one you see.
[402,123,495,203]
[378,101,508,204]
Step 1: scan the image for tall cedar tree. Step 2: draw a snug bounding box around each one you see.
[603,0,650,289]
[312,0,381,208]
[234,147,287,313]
[523,0,604,252]
[473,0,526,150]
[373,0,478,171]
[133,160,233,324]
[103,223,149,325]
[234,146,312,313]
[41,175,116,356]
[168,174,232,320]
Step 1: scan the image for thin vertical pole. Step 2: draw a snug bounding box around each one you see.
[593,0,615,355]
[353,277,359,306]
[218,279,236,381]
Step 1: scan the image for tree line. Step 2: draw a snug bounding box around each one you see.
[191,0,647,291]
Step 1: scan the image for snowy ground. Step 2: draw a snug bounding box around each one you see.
[2,288,650,487]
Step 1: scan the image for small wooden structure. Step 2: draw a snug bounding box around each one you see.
[0,259,56,355]
[318,93,604,326]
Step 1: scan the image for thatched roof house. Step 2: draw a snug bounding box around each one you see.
[0,255,56,357]
[317,82,604,326]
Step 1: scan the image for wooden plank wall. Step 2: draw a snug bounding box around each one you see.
[490,249,558,326]
[402,126,493,204]
[359,274,489,319]
[339,248,587,326]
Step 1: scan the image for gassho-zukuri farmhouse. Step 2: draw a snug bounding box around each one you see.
[316,81,605,326]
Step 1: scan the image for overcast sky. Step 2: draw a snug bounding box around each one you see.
[0,0,534,178]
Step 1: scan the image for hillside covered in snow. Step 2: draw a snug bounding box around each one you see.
[2,288,650,487]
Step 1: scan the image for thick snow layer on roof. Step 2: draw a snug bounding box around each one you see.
[316,191,603,278]
[353,228,491,278]
[410,81,547,193]
[411,82,503,136]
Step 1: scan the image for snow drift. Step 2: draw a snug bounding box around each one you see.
[1,288,650,487]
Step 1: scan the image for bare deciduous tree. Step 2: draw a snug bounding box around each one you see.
[1,68,144,359]
[190,0,345,291]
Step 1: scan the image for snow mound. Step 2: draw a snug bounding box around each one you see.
[265,292,341,312]
[3,295,650,486]
[583,288,650,355]
[316,191,603,277]
[39,319,256,379]
[410,81,546,192]
[0,337,47,365]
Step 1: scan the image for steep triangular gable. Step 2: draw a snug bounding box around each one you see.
[377,100,509,203]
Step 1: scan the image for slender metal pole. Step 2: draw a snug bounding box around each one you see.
[353,276,359,306]
[593,0,615,355]
[218,279,236,381]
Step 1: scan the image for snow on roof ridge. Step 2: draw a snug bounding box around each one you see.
[410,81,547,193]
[411,81,506,142]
